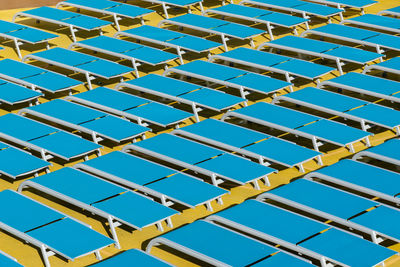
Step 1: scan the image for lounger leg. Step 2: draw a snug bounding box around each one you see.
[210,174,218,186]
[339,12,344,21]
[263,177,270,187]
[221,34,228,51]
[205,201,213,211]
[298,164,305,173]
[107,216,121,249]
[40,245,51,267]
[176,47,184,64]
[320,256,328,267]
[348,143,355,153]
[156,222,164,232]
[94,251,102,260]
[311,136,320,151]
[199,2,204,13]
[371,231,379,244]
[252,179,261,190]
[85,72,93,90]
[239,86,248,105]
[131,59,140,78]
[217,197,223,205]
[69,25,77,42]
[140,16,145,25]
[113,14,121,31]
[365,136,371,147]
[396,126,400,136]
[162,3,169,19]
[293,26,298,36]
[191,102,200,122]
[249,38,255,48]
[13,38,22,59]
[166,217,173,228]
[335,58,344,75]
[317,155,323,165]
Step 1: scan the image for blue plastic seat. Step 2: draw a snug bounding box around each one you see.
[343,14,400,33]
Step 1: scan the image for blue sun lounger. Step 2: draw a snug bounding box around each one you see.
[207,199,396,267]
[222,102,371,152]
[23,47,133,89]
[164,60,292,100]
[378,6,400,17]
[209,47,334,83]
[0,251,21,267]
[301,24,400,54]
[305,159,400,206]
[75,151,228,211]
[306,0,376,13]
[353,138,400,167]
[258,35,383,75]
[69,36,178,78]
[273,87,400,133]
[173,119,322,172]
[341,14,400,34]
[127,0,204,19]
[114,25,221,64]
[317,72,400,103]
[0,20,58,59]
[0,190,114,267]
[259,178,400,245]
[66,87,192,128]
[13,7,112,42]
[56,0,154,31]
[123,133,276,189]
[0,141,50,179]
[18,167,178,249]
[0,113,101,161]
[239,0,344,21]
[147,220,313,266]
[363,57,400,76]
[0,78,42,106]
[92,249,172,267]
[158,14,265,51]
[0,59,82,95]
[203,4,309,40]
[19,99,150,143]
[116,74,246,122]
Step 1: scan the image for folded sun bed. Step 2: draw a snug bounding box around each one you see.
[19,99,150,143]
[0,113,101,162]
[305,159,400,206]
[158,14,265,51]
[75,150,228,211]
[353,138,400,167]
[0,189,114,267]
[259,178,400,246]
[13,6,112,42]
[123,133,276,189]
[173,118,322,172]
[18,167,178,249]
[92,249,172,267]
[116,74,246,122]
[56,0,154,31]
[0,250,21,267]
[0,59,82,95]
[114,25,221,64]
[363,57,400,76]
[341,14,400,34]
[66,87,192,128]
[273,86,400,134]
[301,23,400,54]
[0,20,58,59]
[203,4,309,40]
[378,6,400,17]
[0,77,42,106]
[222,102,371,152]
[258,35,383,75]
[209,47,334,83]
[207,199,396,267]
[68,35,178,78]
[317,71,400,104]
[23,47,133,89]
[164,60,292,100]
[147,220,314,266]
[239,0,344,22]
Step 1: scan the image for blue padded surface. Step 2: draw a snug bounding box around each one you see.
[253,252,313,267]
[347,103,400,128]
[82,151,174,185]
[0,252,21,267]
[65,0,117,9]
[78,35,143,53]
[160,220,277,266]
[29,218,114,259]
[182,88,245,111]
[0,20,58,43]
[0,147,50,178]
[196,153,275,183]
[31,47,95,66]
[316,159,400,197]
[217,47,290,67]
[0,59,44,79]
[92,249,171,267]
[125,102,191,126]
[124,74,201,96]
[179,118,270,148]
[261,11,308,26]
[233,102,319,129]
[246,137,321,166]
[299,119,370,145]
[62,13,112,29]
[324,45,381,63]
[160,0,201,6]
[270,179,377,219]
[363,139,400,162]
[210,4,271,18]
[78,59,133,78]
[0,113,57,141]
[300,228,396,267]
[0,81,42,104]
[274,59,334,79]
[326,72,400,97]
[216,200,328,244]
[309,23,378,41]
[29,131,101,160]
[124,46,177,65]
[93,192,178,228]
[372,57,400,70]
[166,35,221,52]
[228,72,291,94]
[346,14,400,30]
[297,2,343,16]
[22,71,82,92]
[267,36,338,53]
[147,173,227,206]
[0,190,62,232]
[283,87,367,112]
[105,5,153,18]
[385,6,400,14]
[31,167,126,204]
[123,25,183,42]
[212,23,264,38]
[0,20,23,33]
[134,133,222,164]
[367,34,400,51]
[73,87,149,111]
[333,0,377,8]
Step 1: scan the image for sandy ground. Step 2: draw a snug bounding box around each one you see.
[0,0,59,10]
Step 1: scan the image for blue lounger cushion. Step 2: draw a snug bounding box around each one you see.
[0,20,58,43]
[360,139,400,162]
[92,249,171,267]
[0,79,42,105]
[253,252,313,267]
[344,14,400,31]
[368,57,400,72]
[383,6,400,15]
